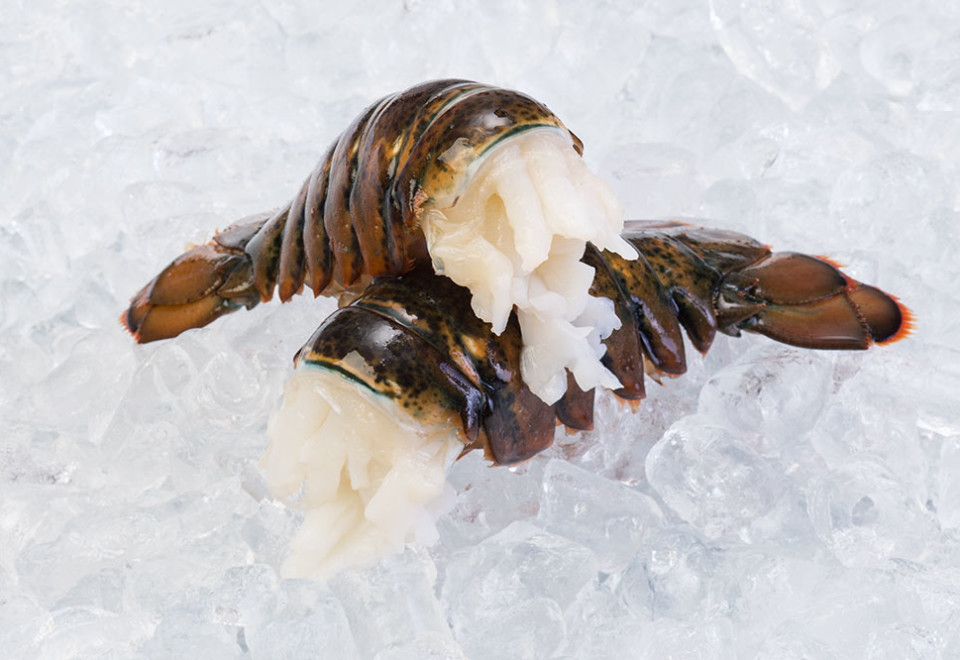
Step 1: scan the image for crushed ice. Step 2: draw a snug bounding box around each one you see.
[3,0,959,657]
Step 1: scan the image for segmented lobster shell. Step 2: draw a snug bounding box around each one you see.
[122,79,909,467]
[295,221,907,465]
[123,80,584,344]
[253,79,578,302]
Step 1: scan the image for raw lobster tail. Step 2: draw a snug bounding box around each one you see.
[122,216,267,342]
[122,80,580,343]
[294,265,593,466]
[591,221,909,399]
[293,221,909,465]
[716,252,907,349]
[122,80,911,580]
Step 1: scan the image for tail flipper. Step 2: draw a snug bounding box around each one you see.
[121,221,265,343]
[717,252,911,350]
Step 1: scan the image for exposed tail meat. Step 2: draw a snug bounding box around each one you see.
[291,221,909,465]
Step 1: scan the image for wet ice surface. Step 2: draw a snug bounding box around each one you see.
[2,0,959,658]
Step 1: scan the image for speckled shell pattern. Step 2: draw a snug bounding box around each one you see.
[295,219,906,465]
[123,80,908,464]
[296,222,768,465]
[231,79,578,305]
[295,265,573,466]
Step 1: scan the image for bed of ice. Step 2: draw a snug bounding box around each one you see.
[2,0,959,658]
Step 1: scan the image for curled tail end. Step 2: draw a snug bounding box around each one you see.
[720,252,912,350]
[121,243,260,343]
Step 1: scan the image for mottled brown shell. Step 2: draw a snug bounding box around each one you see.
[121,77,909,468]
[295,265,568,466]
[255,79,578,302]
[295,222,908,465]
[123,80,580,344]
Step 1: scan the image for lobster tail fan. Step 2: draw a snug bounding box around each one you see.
[122,218,268,343]
[718,252,910,350]
[121,244,259,343]
[849,285,912,345]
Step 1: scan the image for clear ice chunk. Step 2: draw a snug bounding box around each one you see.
[561,583,648,660]
[617,528,716,620]
[243,577,360,660]
[709,0,841,109]
[372,633,467,660]
[441,522,597,659]
[645,414,784,538]
[536,459,663,572]
[806,461,938,568]
[329,548,451,659]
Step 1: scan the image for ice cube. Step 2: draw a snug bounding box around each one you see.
[646,414,784,538]
[709,0,840,109]
[806,461,938,567]
[441,522,597,659]
[372,632,467,660]
[243,577,359,660]
[537,459,663,572]
[329,548,451,659]
[618,528,717,620]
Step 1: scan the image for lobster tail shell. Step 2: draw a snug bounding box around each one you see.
[292,221,909,465]
[719,252,910,349]
[296,266,559,466]
[591,221,772,378]
[250,79,578,299]
[121,217,266,343]
[124,80,580,343]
